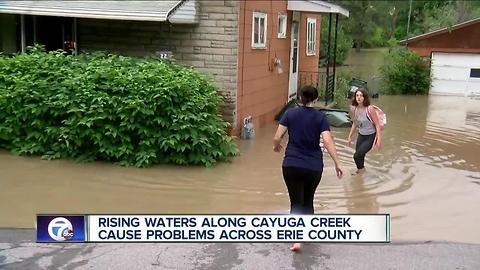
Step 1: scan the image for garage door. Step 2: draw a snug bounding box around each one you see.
[431,52,480,96]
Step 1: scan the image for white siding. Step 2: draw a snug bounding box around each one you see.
[431,52,480,96]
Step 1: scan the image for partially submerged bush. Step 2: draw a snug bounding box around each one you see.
[0,47,238,167]
[334,73,349,110]
[380,49,431,95]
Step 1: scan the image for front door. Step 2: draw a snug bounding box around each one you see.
[288,18,299,101]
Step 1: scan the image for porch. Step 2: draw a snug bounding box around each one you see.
[287,0,349,106]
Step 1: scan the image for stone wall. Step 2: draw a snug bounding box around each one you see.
[78,0,240,126]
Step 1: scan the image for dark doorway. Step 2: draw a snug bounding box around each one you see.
[18,15,75,54]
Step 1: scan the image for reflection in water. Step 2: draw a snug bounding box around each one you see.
[1,96,480,244]
[409,96,480,171]
[342,174,380,214]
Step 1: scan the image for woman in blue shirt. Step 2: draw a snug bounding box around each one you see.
[273,85,344,251]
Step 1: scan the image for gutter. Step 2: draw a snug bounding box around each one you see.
[166,0,188,22]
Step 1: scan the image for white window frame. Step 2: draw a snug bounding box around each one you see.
[252,12,267,49]
[277,14,287,38]
[306,18,316,56]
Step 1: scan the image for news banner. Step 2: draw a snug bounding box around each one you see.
[37,214,390,243]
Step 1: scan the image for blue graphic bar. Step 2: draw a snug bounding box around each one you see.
[36,215,86,242]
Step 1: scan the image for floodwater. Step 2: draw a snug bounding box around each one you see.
[1,95,479,243]
[1,49,480,244]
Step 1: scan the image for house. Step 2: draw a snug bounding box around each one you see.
[0,0,349,134]
[403,18,480,97]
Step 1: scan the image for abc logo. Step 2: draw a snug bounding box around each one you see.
[48,217,74,241]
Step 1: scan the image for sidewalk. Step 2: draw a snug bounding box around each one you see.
[1,229,479,269]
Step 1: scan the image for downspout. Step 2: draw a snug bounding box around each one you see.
[167,21,172,53]
[33,16,37,44]
[20,15,25,53]
[73,18,78,55]
[62,23,65,50]
[240,0,246,130]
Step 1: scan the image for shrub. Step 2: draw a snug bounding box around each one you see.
[386,38,399,48]
[379,49,431,95]
[333,73,350,110]
[0,46,238,167]
[367,27,388,48]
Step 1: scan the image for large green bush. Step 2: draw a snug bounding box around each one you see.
[379,49,431,95]
[0,47,238,167]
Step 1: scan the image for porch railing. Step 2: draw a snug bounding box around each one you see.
[298,71,335,105]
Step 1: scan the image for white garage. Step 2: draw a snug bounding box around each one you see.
[431,52,480,96]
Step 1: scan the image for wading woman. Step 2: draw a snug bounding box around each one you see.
[273,85,343,252]
[347,88,381,175]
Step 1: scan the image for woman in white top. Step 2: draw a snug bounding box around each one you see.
[347,88,381,175]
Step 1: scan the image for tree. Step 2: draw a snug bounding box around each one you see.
[456,0,470,23]
[422,3,456,32]
[327,0,480,49]
[337,0,376,51]
[320,16,353,65]
[378,1,409,38]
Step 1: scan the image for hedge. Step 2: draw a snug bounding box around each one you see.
[0,46,238,167]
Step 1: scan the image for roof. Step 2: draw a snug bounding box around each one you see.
[287,0,349,17]
[0,0,199,23]
[401,17,480,44]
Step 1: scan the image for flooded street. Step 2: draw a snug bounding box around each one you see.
[1,95,480,244]
[1,48,480,244]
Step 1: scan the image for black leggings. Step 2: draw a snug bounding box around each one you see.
[354,133,376,169]
[282,166,322,215]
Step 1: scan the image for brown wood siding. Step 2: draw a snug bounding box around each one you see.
[298,13,321,73]
[236,1,322,134]
[410,47,480,58]
[407,22,480,57]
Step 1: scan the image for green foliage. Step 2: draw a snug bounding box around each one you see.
[330,0,478,49]
[337,0,376,51]
[367,27,388,48]
[422,3,456,32]
[379,49,431,95]
[472,6,480,19]
[386,37,399,48]
[333,73,350,110]
[320,17,353,66]
[0,46,238,167]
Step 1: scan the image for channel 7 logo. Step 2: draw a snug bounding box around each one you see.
[37,215,85,242]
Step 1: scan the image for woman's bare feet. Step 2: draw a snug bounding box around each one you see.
[290,243,302,252]
[351,168,366,175]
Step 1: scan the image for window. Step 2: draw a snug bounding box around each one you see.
[306,18,316,56]
[470,68,480,78]
[277,14,287,38]
[252,12,267,48]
